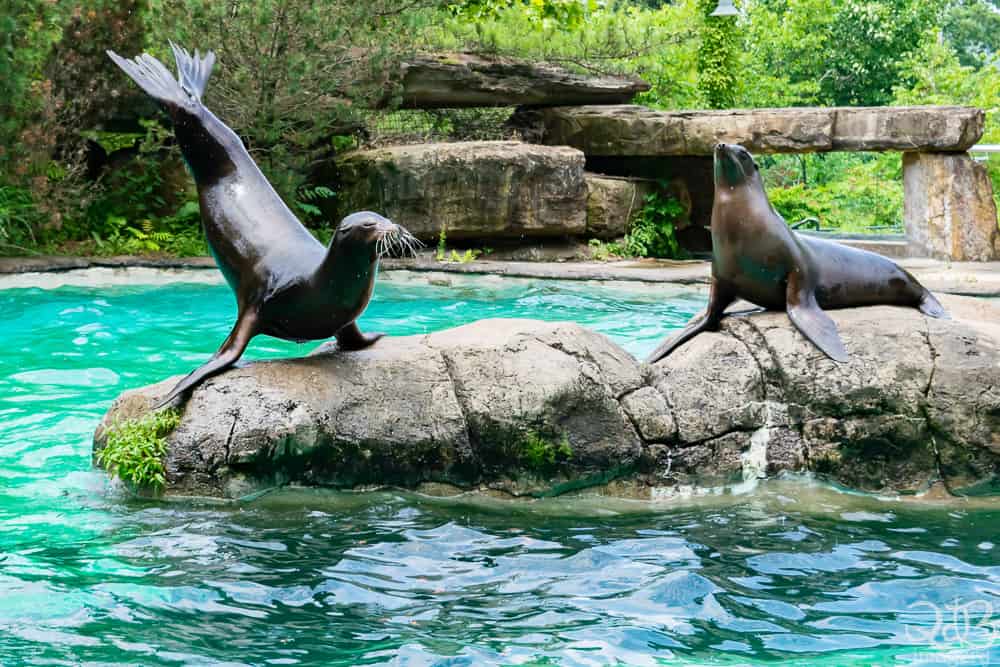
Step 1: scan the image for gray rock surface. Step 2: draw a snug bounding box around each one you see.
[513,105,985,156]
[384,53,650,109]
[95,294,1000,499]
[336,141,587,241]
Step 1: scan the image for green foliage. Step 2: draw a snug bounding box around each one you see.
[892,28,1000,200]
[942,0,1000,67]
[0,0,68,173]
[588,238,625,261]
[434,226,484,262]
[520,429,572,471]
[450,0,593,28]
[294,185,336,224]
[696,0,739,109]
[71,119,206,256]
[0,184,44,253]
[96,409,181,491]
[624,188,688,259]
[742,0,945,107]
[436,226,448,261]
[762,153,905,234]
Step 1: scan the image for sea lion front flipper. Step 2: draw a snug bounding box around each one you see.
[646,280,735,364]
[154,309,259,409]
[335,322,384,352]
[786,273,848,362]
[918,290,949,319]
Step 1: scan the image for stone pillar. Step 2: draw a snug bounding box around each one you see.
[903,152,999,261]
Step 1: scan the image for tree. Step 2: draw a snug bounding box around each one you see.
[696,0,740,109]
[744,0,945,106]
[942,0,1000,67]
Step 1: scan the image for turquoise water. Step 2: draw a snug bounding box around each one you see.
[2,269,999,666]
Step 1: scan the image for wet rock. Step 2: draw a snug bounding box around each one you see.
[96,295,1000,499]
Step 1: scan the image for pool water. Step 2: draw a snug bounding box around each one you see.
[1,269,999,666]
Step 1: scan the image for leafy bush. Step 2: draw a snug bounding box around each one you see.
[96,409,181,491]
[624,189,688,259]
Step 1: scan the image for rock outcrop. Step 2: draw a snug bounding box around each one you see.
[336,142,588,241]
[95,294,1000,499]
[512,105,985,156]
[336,143,690,242]
[384,53,650,109]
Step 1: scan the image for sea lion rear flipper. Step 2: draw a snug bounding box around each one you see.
[646,280,734,364]
[107,45,214,112]
[154,309,259,409]
[786,275,848,362]
[335,322,384,352]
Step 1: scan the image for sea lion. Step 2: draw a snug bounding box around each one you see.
[108,44,418,407]
[647,143,947,364]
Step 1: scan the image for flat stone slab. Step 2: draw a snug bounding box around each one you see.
[95,294,1000,499]
[514,105,985,156]
[384,53,650,109]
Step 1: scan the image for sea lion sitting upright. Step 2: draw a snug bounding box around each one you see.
[647,143,947,364]
[108,44,418,407]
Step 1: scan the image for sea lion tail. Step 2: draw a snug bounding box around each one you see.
[168,41,215,102]
[106,43,214,111]
[919,290,949,319]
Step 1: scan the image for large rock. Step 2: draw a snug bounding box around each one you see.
[584,174,653,239]
[95,295,1000,499]
[904,152,1000,262]
[584,174,693,239]
[383,53,650,109]
[96,321,645,498]
[513,105,985,156]
[336,142,587,241]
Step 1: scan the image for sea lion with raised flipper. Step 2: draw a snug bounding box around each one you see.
[647,143,947,364]
[108,44,419,407]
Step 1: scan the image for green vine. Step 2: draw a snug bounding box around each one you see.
[697,0,740,109]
